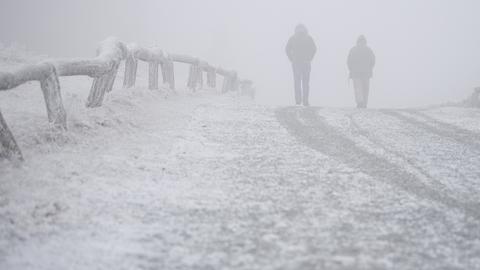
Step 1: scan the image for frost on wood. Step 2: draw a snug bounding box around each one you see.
[197,67,204,89]
[86,62,119,108]
[174,56,210,91]
[96,37,128,65]
[0,63,54,91]
[221,77,231,93]
[218,69,238,93]
[216,67,230,93]
[105,62,120,93]
[123,55,138,88]
[0,62,67,129]
[0,37,251,162]
[86,38,127,108]
[55,59,112,78]
[206,67,216,88]
[150,50,163,90]
[135,47,164,63]
[134,47,165,90]
[187,63,202,91]
[163,59,175,90]
[56,37,127,79]
[123,47,138,88]
[0,110,23,161]
[169,54,197,65]
[40,64,67,129]
[148,62,159,90]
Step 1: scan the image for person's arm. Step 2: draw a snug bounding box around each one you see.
[285,38,293,61]
[309,37,317,61]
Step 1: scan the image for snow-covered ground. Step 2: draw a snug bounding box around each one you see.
[1,53,480,269]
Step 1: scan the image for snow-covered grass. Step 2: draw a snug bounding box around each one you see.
[0,51,235,269]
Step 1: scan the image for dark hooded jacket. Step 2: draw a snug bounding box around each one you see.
[286,25,317,63]
[348,36,375,79]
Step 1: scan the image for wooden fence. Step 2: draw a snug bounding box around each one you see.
[0,37,252,162]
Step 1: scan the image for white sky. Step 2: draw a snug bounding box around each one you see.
[1,0,480,107]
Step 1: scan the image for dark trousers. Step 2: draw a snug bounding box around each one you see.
[292,62,311,105]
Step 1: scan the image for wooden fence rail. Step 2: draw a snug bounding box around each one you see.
[0,37,253,162]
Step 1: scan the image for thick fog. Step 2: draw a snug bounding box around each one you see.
[1,0,480,108]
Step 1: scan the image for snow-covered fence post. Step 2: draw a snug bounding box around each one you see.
[231,71,239,92]
[160,62,167,84]
[219,70,237,93]
[134,47,165,91]
[224,77,235,93]
[87,65,117,107]
[221,77,229,93]
[187,64,195,90]
[163,58,175,90]
[149,62,159,90]
[187,60,201,91]
[123,45,138,88]
[171,54,208,91]
[216,68,230,93]
[105,62,120,93]
[149,48,164,90]
[0,62,69,161]
[40,63,67,129]
[197,61,211,90]
[0,62,67,129]
[206,67,216,88]
[0,110,23,161]
[198,69,204,89]
[86,38,127,108]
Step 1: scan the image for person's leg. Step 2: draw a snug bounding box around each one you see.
[353,78,364,108]
[362,78,370,108]
[302,63,311,106]
[363,79,370,108]
[292,63,302,105]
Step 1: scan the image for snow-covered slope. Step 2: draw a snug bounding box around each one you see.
[0,51,237,269]
[1,49,480,269]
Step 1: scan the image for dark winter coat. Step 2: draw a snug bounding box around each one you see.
[286,32,317,64]
[347,44,375,79]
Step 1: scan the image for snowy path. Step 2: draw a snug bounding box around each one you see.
[1,92,480,269]
[277,107,480,219]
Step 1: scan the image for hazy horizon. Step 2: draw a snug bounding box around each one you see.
[1,0,480,108]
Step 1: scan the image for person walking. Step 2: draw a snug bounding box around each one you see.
[286,24,317,106]
[347,35,375,108]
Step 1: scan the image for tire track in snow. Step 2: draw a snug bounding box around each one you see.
[276,106,480,220]
[381,109,480,151]
[409,109,480,139]
[345,113,463,187]
[345,112,476,202]
[371,109,480,200]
